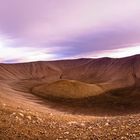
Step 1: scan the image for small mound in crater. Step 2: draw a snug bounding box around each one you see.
[32,80,103,99]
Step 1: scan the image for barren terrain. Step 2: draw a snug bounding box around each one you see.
[0,55,140,139]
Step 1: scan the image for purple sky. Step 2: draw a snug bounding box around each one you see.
[0,0,140,62]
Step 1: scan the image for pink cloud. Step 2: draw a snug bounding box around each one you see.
[0,0,140,62]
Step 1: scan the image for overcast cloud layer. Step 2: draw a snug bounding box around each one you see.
[0,0,140,62]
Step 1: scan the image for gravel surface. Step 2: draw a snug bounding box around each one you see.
[0,103,140,140]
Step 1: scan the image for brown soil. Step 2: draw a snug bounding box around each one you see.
[0,55,140,139]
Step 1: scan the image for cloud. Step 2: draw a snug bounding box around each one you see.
[74,46,140,59]
[51,24,140,58]
[0,0,140,62]
[0,35,58,63]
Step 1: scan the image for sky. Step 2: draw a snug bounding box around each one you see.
[0,0,140,63]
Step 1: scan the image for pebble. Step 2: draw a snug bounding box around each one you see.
[3,103,6,106]
[67,121,78,125]
[88,126,92,129]
[81,123,85,126]
[105,122,109,126]
[26,116,32,120]
[64,131,69,135]
[19,113,24,117]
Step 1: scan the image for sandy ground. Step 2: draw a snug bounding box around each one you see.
[0,102,140,140]
[0,88,140,140]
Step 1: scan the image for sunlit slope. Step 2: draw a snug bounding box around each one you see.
[32,80,103,98]
[0,62,61,80]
